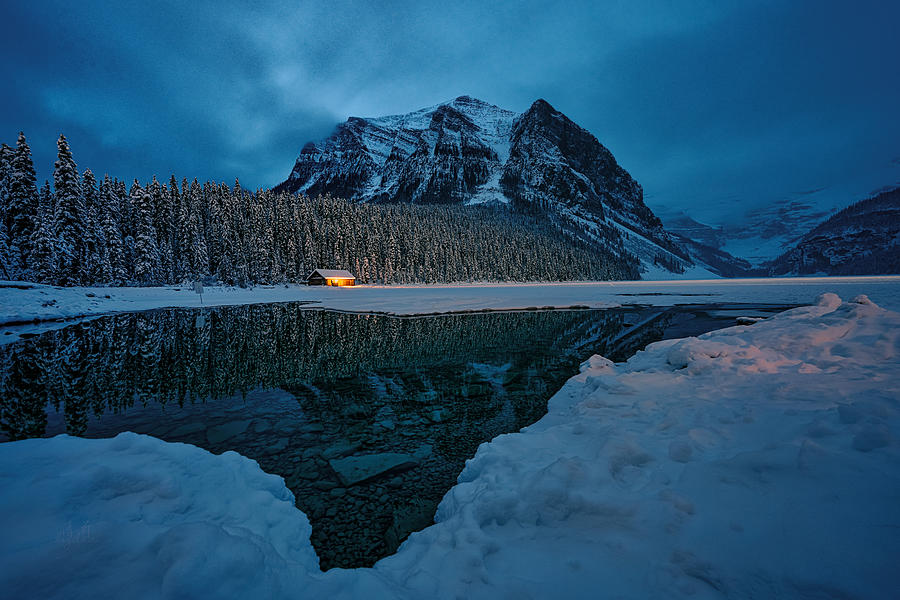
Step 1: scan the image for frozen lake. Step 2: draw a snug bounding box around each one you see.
[0,302,789,568]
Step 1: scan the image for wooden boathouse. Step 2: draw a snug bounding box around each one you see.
[306,269,356,286]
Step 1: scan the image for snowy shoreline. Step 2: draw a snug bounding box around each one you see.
[1,292,898,598]
[2,276,899,345]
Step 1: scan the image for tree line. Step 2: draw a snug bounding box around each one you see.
[0,132,639,286]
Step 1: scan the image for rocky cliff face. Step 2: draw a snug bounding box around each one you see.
[766,187,900,276]
[276,96,694,275]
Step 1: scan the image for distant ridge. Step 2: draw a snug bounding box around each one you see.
[766,187,900,276]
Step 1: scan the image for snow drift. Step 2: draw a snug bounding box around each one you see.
[1,293,898,599]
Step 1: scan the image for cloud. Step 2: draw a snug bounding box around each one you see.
[2,0,898,222]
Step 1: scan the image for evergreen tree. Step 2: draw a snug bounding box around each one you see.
[7,133,38,277]
[192,212,209,282]
[30,181,57,284]
[163,175,180,282]
[81,169,101,284]
[0,144,11,279]
[99,175,126,284]
[129,180,160,285]
[148,176,173,283]
[175,179,193,281]
[53,135,85,285]
[0,220,11,280]
[0,143,11,229]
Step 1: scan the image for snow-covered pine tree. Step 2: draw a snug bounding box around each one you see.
[81,169,101,284]
[0,221,11,280]
[174,178,192,282]
[0,144,11,224]
[191,209,209,283]
[282,196,300,281]
[53,135,85,285]
[164,175,180,282]
[99,174,126,284]
[0,143,11,280]
[149,176,174,283]
[129,180,160,285]
[30,181,57,284]
[300,201,316,279]
[229,181,251,287]
[7,133,39,278]
[176,178,207,283]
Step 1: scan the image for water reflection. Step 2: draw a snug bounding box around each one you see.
[0,303,770,568]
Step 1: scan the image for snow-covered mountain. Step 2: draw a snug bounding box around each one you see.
[766,187,900,276]
[663,199,835,268]
[719,199,835,266]
[276,96,700,277]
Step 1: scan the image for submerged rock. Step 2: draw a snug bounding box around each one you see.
[384,497,439,554]
[321,441,361,460]
[263,438,290,455]
[169,422,206,438]
[252,420,273,434]
[206,420,252,444]
[329,453,419,486]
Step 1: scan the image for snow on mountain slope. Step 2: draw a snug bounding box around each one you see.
[719,199,834,265]
[767,187,900,276]
[276,96,695,276]
[661,211,726,248]
[661,194,857,270]
[661,201,833,269]
[671,233,754,278]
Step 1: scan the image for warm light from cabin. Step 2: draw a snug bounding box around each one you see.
[326,278,354,286]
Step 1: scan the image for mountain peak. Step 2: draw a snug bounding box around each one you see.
[528,98,556,112]
[275,97,693,276]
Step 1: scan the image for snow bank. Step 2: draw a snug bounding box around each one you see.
[1,294,898,598]
[0,434,320,599]
[381,292,900,599]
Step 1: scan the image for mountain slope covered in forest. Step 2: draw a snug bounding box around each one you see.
[277,96,700,277]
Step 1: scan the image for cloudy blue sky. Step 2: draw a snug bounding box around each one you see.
[3,0,898,226]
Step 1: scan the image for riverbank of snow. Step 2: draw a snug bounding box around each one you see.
[1,293,897,599]
[2,277,899,341]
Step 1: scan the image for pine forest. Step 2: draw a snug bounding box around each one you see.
[0,133,638,286]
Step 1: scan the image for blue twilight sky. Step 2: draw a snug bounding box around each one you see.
[2,0,898,226]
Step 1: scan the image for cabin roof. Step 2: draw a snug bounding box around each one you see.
[307,269,355,279]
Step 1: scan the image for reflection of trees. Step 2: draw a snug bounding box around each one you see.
[1,304,696,569]
[0,342,49,440]
[0,305,637,441]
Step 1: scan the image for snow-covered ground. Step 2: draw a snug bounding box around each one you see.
[2,277,899,345]
[1,293,898,598]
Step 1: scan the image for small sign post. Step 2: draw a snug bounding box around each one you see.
[193,281,204,305]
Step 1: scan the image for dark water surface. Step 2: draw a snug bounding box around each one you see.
[0,302,788,569]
